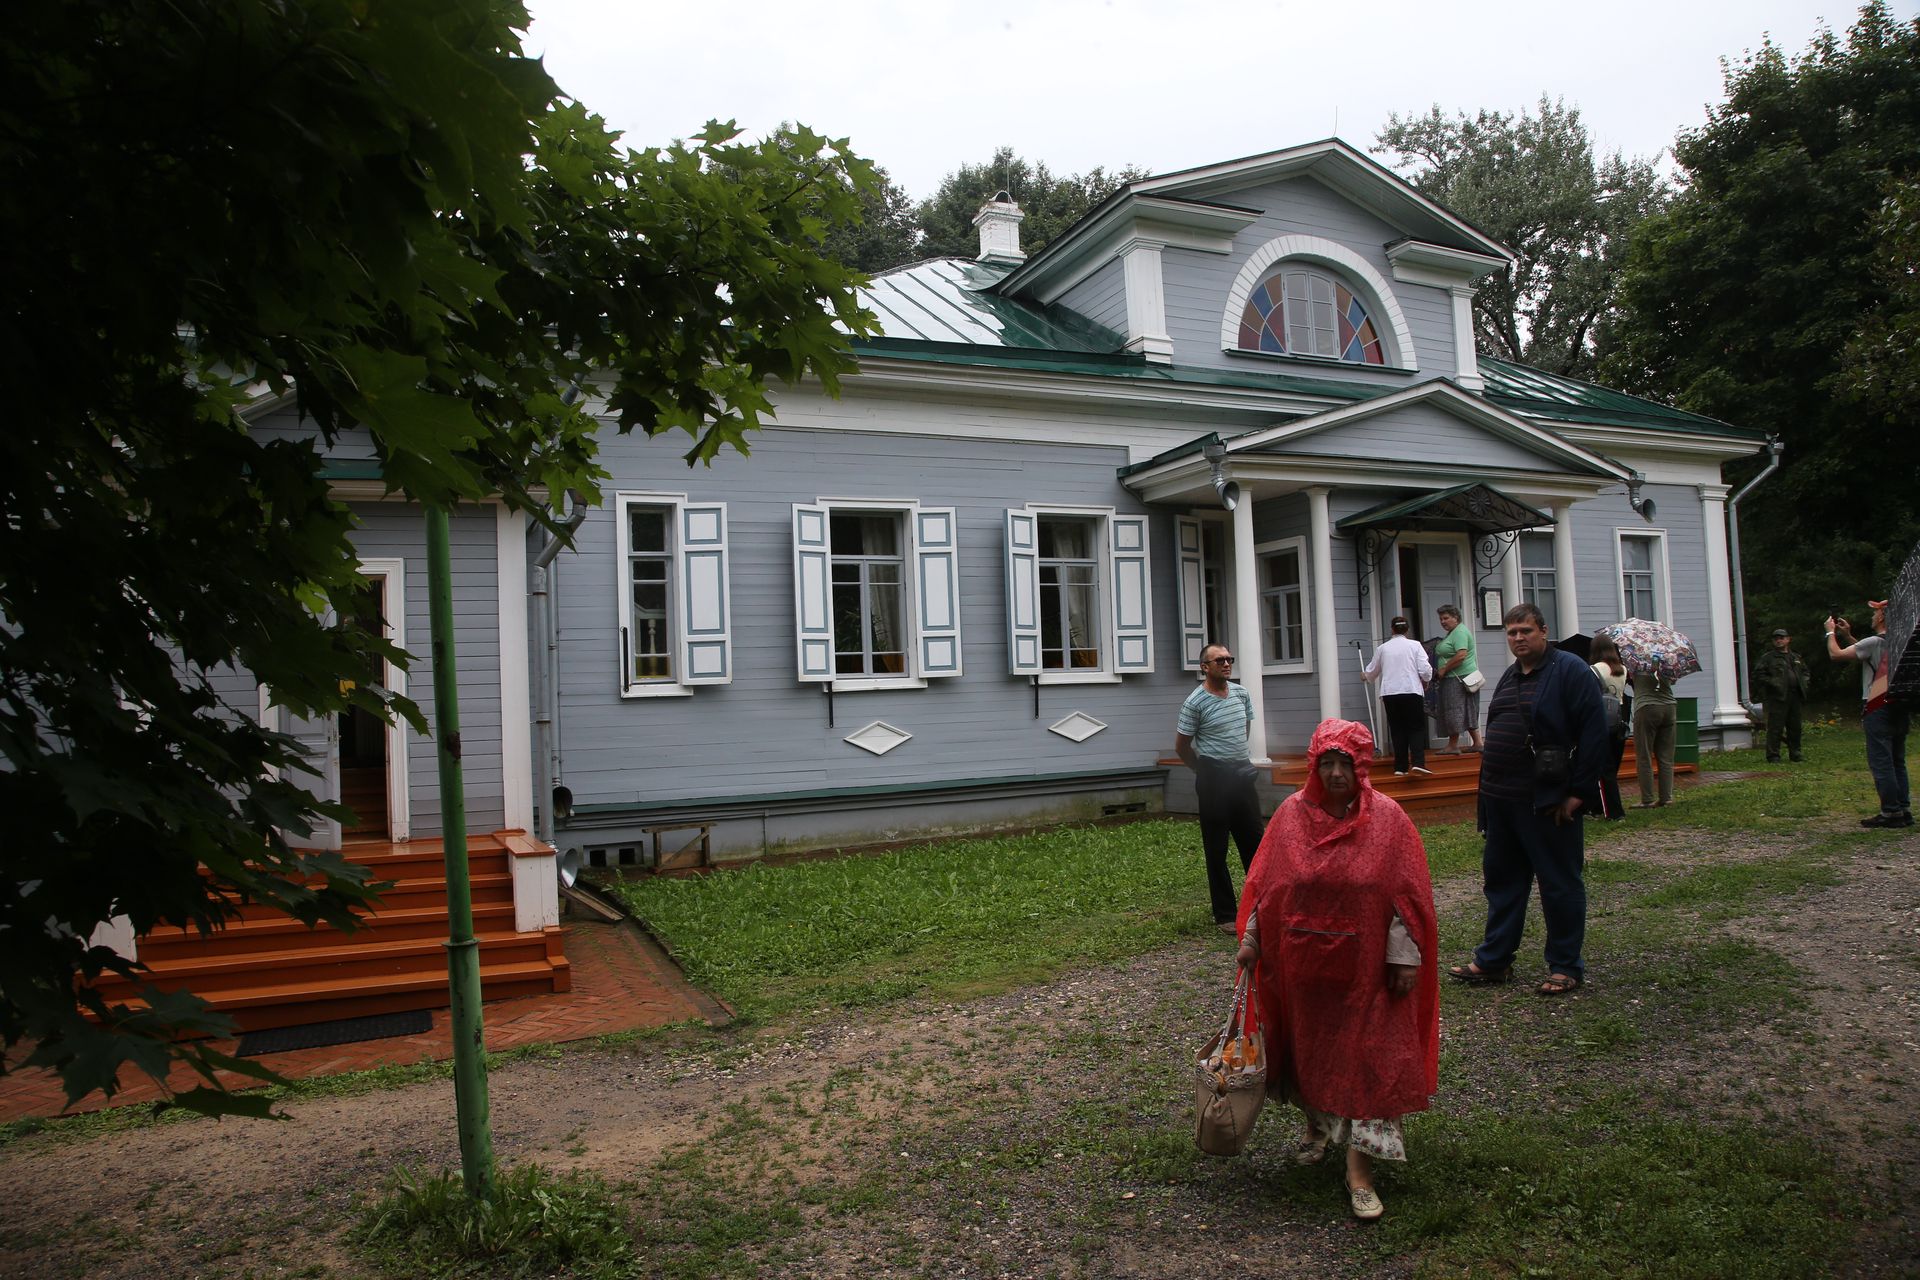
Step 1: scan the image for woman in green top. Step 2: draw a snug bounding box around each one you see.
[1432,604,1483,754]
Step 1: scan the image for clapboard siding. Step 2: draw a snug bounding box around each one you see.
[1264,403,1559,472]
[552,424,1218,809]
[1160,177,1459,382]
[1056,257,1130,340]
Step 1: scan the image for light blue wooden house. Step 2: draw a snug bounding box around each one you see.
[261,138,1765,871]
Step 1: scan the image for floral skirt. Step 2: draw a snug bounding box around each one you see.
[1286,1085,1407,1162]
[1433,675,1480,737]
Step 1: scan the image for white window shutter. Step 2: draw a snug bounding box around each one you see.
[1004,508,1041,675]
[1176,515,1205,671]
[913,508,962,678]
[792,503,834,682]
[1110,513,1154,673]
[679,503,731,684]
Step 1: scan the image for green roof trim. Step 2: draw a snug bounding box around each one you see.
[320,457,384,481]
[854,336,1387,402]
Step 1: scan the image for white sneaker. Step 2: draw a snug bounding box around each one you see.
[1410,766,1434,776]
[1393,770,1408,777]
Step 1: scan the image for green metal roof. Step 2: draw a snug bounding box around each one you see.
[1478,356,1755,439]
[855,264,1754,444]
[856,258,1121,352]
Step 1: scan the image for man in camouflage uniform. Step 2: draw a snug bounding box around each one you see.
[1753,627,1809,763]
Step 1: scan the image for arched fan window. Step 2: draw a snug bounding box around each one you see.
[1236,267,1385,364]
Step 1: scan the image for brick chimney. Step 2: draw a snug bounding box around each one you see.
[972,191,1025,264]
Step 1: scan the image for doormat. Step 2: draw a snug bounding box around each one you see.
[235,1009,433,1058]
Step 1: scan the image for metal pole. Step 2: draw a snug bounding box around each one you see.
[426,505,495,1201]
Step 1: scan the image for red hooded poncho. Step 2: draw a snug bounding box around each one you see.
[1235,719,1440,1120]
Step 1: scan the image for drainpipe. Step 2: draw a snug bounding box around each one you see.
[1729,437,1786,715]
[531,490,587,846]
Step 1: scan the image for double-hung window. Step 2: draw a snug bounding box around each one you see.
[1006,506,1153,679]
[793,500,961,687]
[1519,533,1559,637]
[1257,538,1311,671]
[1617,531,1668,622]
[614,494,732,696]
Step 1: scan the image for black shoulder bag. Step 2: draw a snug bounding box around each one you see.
[1518,674,1572,788]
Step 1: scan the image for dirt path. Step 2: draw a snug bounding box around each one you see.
[2,821,1916,1278]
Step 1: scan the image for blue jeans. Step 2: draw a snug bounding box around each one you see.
[1474,796,1587,981]
[1863,703,1912,817]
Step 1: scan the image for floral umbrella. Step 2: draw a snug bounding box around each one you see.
[1595,618,1701,682]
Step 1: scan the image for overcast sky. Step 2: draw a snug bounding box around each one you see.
[525,1,1909,200]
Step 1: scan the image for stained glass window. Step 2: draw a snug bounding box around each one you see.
[1236,267,1385,365]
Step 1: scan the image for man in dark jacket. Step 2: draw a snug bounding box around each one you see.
[1447,602,1609,996]
[1752,627,1809,763]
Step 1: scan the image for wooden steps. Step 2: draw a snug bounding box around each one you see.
[1166,739,1696,818]
[91,833,569,1033]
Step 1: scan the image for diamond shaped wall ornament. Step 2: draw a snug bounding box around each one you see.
[845,720,912,756]
[1048,712,1108,743]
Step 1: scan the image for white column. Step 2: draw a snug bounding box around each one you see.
[1309,486,1341,724]
[1697,483,1749,736]
[1450,285,1483,391]
[1550,503,1581,635]
[1120,238,1173,363]
[1499,535,1523,674]
[1231,492,1269,763]
[496,503,535,833]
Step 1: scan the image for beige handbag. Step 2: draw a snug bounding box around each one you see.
[1193,968,1267,1157]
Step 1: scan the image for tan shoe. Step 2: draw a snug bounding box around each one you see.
[1347,1177,1384,1220]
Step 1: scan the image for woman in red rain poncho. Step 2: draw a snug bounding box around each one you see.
[1235,718,1439,1221]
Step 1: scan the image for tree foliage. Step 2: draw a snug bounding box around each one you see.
[914,147,1149,262]
[0,0,875,1111]
[1376,98,1669,379]
[731,125,919,273]
[1603,1,1920,665]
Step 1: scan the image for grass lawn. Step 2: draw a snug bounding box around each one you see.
[597,718,1894,1278]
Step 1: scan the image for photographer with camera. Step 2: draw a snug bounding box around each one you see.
[1827,600,1912,829]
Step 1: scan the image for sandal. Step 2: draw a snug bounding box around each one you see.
[1537,972,1582,996]
[1446,961,1512,985]
[1291,1135,1329,1166]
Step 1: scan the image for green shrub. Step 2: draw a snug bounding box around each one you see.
[354,1163,636,1279]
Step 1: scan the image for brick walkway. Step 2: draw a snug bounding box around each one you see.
[0,917,728,1123]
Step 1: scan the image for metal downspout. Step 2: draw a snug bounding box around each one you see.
[531,491,587,846]
[1729,437,1786,715]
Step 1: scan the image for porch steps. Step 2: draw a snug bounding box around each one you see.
[91,833,569,1033]
[1167,740,1695,817]
[1273,741,1694,816]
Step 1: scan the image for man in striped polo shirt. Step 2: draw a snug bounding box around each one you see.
[1176,643,1266,931]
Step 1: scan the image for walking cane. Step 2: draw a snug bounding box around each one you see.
[1351,639,1381,749]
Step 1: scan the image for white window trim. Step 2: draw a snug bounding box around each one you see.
[1255,535,1314,676]
[614,492,697,699]
[811,498,935,692]
[1218,235,1417,370]
[1613,527,1672,623]
[1018,503,1146,686]
[1177,513,1238,672]
[1518,531,1560,636]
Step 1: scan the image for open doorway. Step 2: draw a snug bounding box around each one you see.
[337,562,410,843]
[337,582,389,841]
[1395,541,1463,641]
